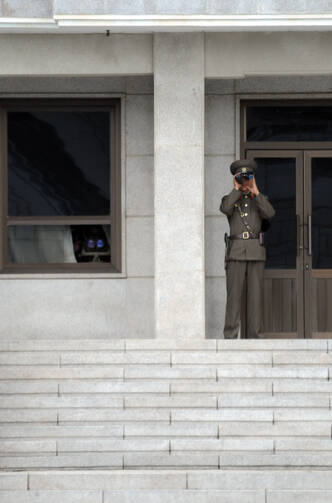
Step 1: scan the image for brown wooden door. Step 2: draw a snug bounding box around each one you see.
[245,150,332,338]
[246,150,304,338]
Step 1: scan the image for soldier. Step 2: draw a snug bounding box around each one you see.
[220,159,275,339]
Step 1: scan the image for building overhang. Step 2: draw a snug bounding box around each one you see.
[2,14,332,33]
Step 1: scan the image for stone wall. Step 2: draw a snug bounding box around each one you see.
[1,74,332,338]
[0,76,155,339]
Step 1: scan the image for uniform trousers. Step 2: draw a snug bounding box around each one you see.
[224,259,265,339]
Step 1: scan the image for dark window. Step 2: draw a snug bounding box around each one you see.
[247,106,332,142]
[8,111,110,216]
[312,158,332,269]
[254,158,296,269]
[0,99,121,273]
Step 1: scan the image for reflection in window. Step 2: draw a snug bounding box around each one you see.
[254,158,296,269]
[8,111,110,216]
[247,106,332,142]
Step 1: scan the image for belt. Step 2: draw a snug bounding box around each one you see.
[229,231,259,240]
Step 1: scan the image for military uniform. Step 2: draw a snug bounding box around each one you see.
[220,160,275,339]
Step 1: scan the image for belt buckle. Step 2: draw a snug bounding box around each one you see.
[242,231,250,239]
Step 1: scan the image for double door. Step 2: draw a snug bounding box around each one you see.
[245,150,332,338]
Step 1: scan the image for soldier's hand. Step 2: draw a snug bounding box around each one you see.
[250,176,260,196]
[233,175,241,190]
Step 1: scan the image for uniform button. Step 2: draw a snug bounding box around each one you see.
[244,195,248,199]
[245,203,248,207]
[244,213,248,216]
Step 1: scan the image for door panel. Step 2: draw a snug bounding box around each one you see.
[311,278,332,333]
[246,151,303,338]
[263,277,297,333]
[304,151,332,338]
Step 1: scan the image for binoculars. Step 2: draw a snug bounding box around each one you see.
[235,173,253,184]
[85,238,107,251]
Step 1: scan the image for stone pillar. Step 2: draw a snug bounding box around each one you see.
[154,33,205,338]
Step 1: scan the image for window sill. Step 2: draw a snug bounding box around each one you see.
[0,271,127,279]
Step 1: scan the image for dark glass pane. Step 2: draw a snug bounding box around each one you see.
[8,111,110,216]
[247,106,332,142]
[312,158,332,269]
[8,224,111,264]
[254,158,296,269]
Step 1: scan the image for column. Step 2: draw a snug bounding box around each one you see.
[154,33,205,338]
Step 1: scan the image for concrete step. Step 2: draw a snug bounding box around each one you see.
[0,437,269,455]
[57,408,171,423]
[0,489,266,503]
[0,424,126,439]
[0,423,217,439]
[4,470,332,502]
[0,453,124,469]
[124,366,217,379]
[0,381,58,394]
[0,490,324,502]
[172,351,272,365]
[274,352,332,365]
[0,352,60,365]
[0,409,57,423]
[0,338,329,351]
[1,339,332,471]
[217,393,329,408]
[217,340,329,351]
[5,452,332,470]
[2,422,329,441]
[7,377,332,394]
[0,490,103,502]
[0,394,217,409]
[217,367,328,378]
[5,349,332,366]
[218,421,332,437]
[4,469,332,491]
[8,391,329,409]
[61,351,171,365]
[0,366,125,379]
[0,365,329,380]
[0,439,56,455]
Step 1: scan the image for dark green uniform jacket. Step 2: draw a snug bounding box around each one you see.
[220,188,276,261]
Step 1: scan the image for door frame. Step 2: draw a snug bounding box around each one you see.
[240,98,332,338]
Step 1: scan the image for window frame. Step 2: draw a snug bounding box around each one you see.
[0,98,122,273]
[240,99,332,155]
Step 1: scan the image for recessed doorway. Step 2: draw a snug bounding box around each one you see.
[241,100,332,338]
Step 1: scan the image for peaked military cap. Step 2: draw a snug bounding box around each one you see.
[230,159,257,176]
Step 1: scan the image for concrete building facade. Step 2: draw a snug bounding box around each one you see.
[4,3,332,499]
[1,2,332,340]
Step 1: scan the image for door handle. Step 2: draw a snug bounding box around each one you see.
[308,215,312,256]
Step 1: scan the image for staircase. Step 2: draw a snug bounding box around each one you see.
[1,338,332,501]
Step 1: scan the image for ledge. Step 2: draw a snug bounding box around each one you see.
[2,14,332,33]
